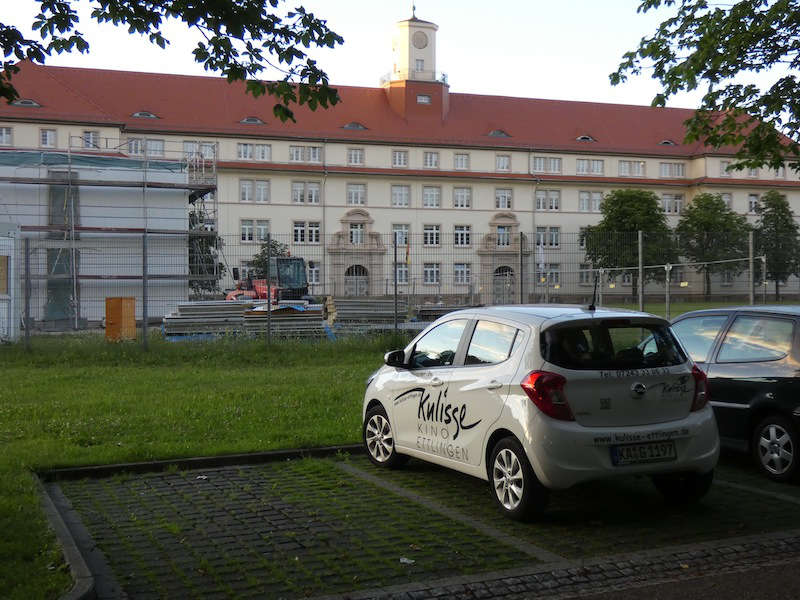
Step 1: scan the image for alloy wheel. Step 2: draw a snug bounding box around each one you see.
[493,448,524,511]
[757,423,794,476]
[365,414,394,463]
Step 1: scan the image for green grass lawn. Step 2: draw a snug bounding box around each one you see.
[0,333,405,600]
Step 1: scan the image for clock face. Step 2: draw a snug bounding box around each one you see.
[412,31,428,49]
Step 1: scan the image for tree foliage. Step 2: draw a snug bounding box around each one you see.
[248,238,289,278]
[675,193,750,296]
[583,189,677,292]
[754,190,800,299]
[612,0,800,171]
[1,0,343,121]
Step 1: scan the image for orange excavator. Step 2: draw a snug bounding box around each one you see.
[226,256,310,302]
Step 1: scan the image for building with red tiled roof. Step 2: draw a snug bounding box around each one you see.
[0,14,795,309]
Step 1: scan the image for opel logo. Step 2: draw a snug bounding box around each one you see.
[631,382,647,396]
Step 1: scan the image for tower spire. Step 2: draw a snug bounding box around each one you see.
[412,2,416,18]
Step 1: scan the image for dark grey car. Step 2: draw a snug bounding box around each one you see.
[671,306,800,481]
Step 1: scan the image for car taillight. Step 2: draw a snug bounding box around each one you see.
[690,364,709,411]
[520,371,574,421]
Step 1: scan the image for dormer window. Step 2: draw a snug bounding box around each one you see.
[343,121,368,130]
[132,110,158,119]
[12,98,40,107]
[659,139,677,146]
[488,129,510,137]
[576,134,595,142]
[416,95,432,105]
[240,116,264,125]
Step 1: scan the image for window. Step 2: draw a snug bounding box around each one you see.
[532,156,561,173]
[348,148,364,165]
[454,263,471,285]
[495,154,511,172]
[717,316,794,362]
[721,193,733,209]
[415,58,424,72]
[747,167,759,178]
[748,193,760,213]
[535,189,560,211]
[240,219,254,242]
[254,144,271,161]
[546,264,560,284]
[200,142,216,159]
[391,185,410,207]
[497,225,511,247]
[146,138,164,157]
[347,183,366,206]
[662,193,684,214]
[308,222,320,244]
[240,116,263,124]
[495,188,512,209]
[423,224,440,246]
[417,94,432,104]
[672,316,729,362]
[775,165,787,178]
[579,264,592,285]
[423,263,440,284]
[393,224,409,246]
[0,127,11,146]
[576,134,595,142]
[410,319,468,368]
[240,180,253,203]
[343,122,367,130]
[289,145,320,162]
[465,321,518,365]
[291,181,321,204]
[254,180,270,203]
[308,261,320,285]
[619,160,646,177]
[422,186,441,208]
[239,261,255,280]
[128,138,144,156]
[307,146,321,163]
[255,220,270,242]
[579,191,603,212]
[395,262,409,284]
[289,145,304,162]
[349,223,364,245]
[423,151,439,168]
[720,160,731,177]
[293,221,306,243]
[659,162,685,178]
[454,153,470,170]
[577,159,604,175]
[185,141,215,158]
[237,143,253,160]
[453,187,472,208]
[184,140,199,155]
[82,130,99,149]
[454,225,471,247]
[536,226,560,247]
[40,128,56,148]
[392,150,409,168]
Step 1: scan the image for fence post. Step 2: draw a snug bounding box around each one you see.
[266,233,271,345]
[761,256,767,304]
[393,236,398,333]
[519,232,524,304]
[664,263,672,321]
[748,231,755,305]
[142,232,148,350]
[638,230,644,312]
[598,268,604,307]
[24,237,31,350]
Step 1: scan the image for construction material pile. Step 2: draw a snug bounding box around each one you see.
[324,297,408,324]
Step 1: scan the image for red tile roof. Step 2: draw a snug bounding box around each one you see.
[0,63,724,157]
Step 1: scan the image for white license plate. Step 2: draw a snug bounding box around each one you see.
[611,441,677,466]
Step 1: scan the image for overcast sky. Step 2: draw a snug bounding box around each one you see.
[5,1,724,109]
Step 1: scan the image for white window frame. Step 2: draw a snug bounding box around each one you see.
[720,160,731,177]
[395,262,409,284]
[619,160,646,177]
[748,193,760,213]
[308,261,320,285]
[308,221,321,244]
[349,222,365,245]
[454,263,471,285]
[495,154,511,172]
[293,221,307,244]
[497,225,511,247]
[495,188,512,210]
[254,144,271,161]
[237,143,253,160]
[40,128,56,148]
[82,130,99,149]
[423,151,440,169]
[145,138,164,157]
[662,193,684,214]
[347,183,367,206]
[578,190,602,212]
[255,219,270,242]
[240,219,254,242]
[453,187,472,209]
[454,153,470,170]
[254,180,270,203]
[423,263,440,285]
[391,184,410,207]
[240,179,254,203]
[454,225,471,247]
[392,224,409,246]
[347,148,364,166]
[659,162,686,178]
[423,224,441,247]
[535,189,560,211]
[392,150,409,168]
[422,186,441,208]
[289,146,304,162]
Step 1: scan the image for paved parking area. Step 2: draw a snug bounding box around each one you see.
[47,453,800,599]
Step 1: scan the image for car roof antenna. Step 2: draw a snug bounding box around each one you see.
[588,272,599,312]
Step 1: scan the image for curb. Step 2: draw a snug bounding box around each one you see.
[39,443,364,481]
[38,479,95,600]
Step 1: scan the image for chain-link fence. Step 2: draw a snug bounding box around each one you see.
[9,227,798,347]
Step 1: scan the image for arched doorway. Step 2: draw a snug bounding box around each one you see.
[344,265,369,296]
[493,266,515,305]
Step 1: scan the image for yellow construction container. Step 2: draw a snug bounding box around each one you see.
[105,297,136,341]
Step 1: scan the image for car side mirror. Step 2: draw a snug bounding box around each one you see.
[384,349,407,368]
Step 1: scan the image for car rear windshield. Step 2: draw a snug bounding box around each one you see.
[541,321,686,370]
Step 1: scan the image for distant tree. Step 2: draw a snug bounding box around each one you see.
[612,1,800,173]
[583,189,677,302]
[247,238,289,278]
[675,193,750,298]
[1,0,342,121]
[754,190,800,301]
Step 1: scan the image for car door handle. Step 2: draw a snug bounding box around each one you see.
[486,380,503,390]
[430,377,444,387]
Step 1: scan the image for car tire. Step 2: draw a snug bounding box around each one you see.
[651,470,714,504]
[489,437,548,521]
[363,405,408,468]
[752,414,799,482]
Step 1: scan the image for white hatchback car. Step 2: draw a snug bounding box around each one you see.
[362,305,720,520]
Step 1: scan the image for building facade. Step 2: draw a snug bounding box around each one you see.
[0,15,797,307]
